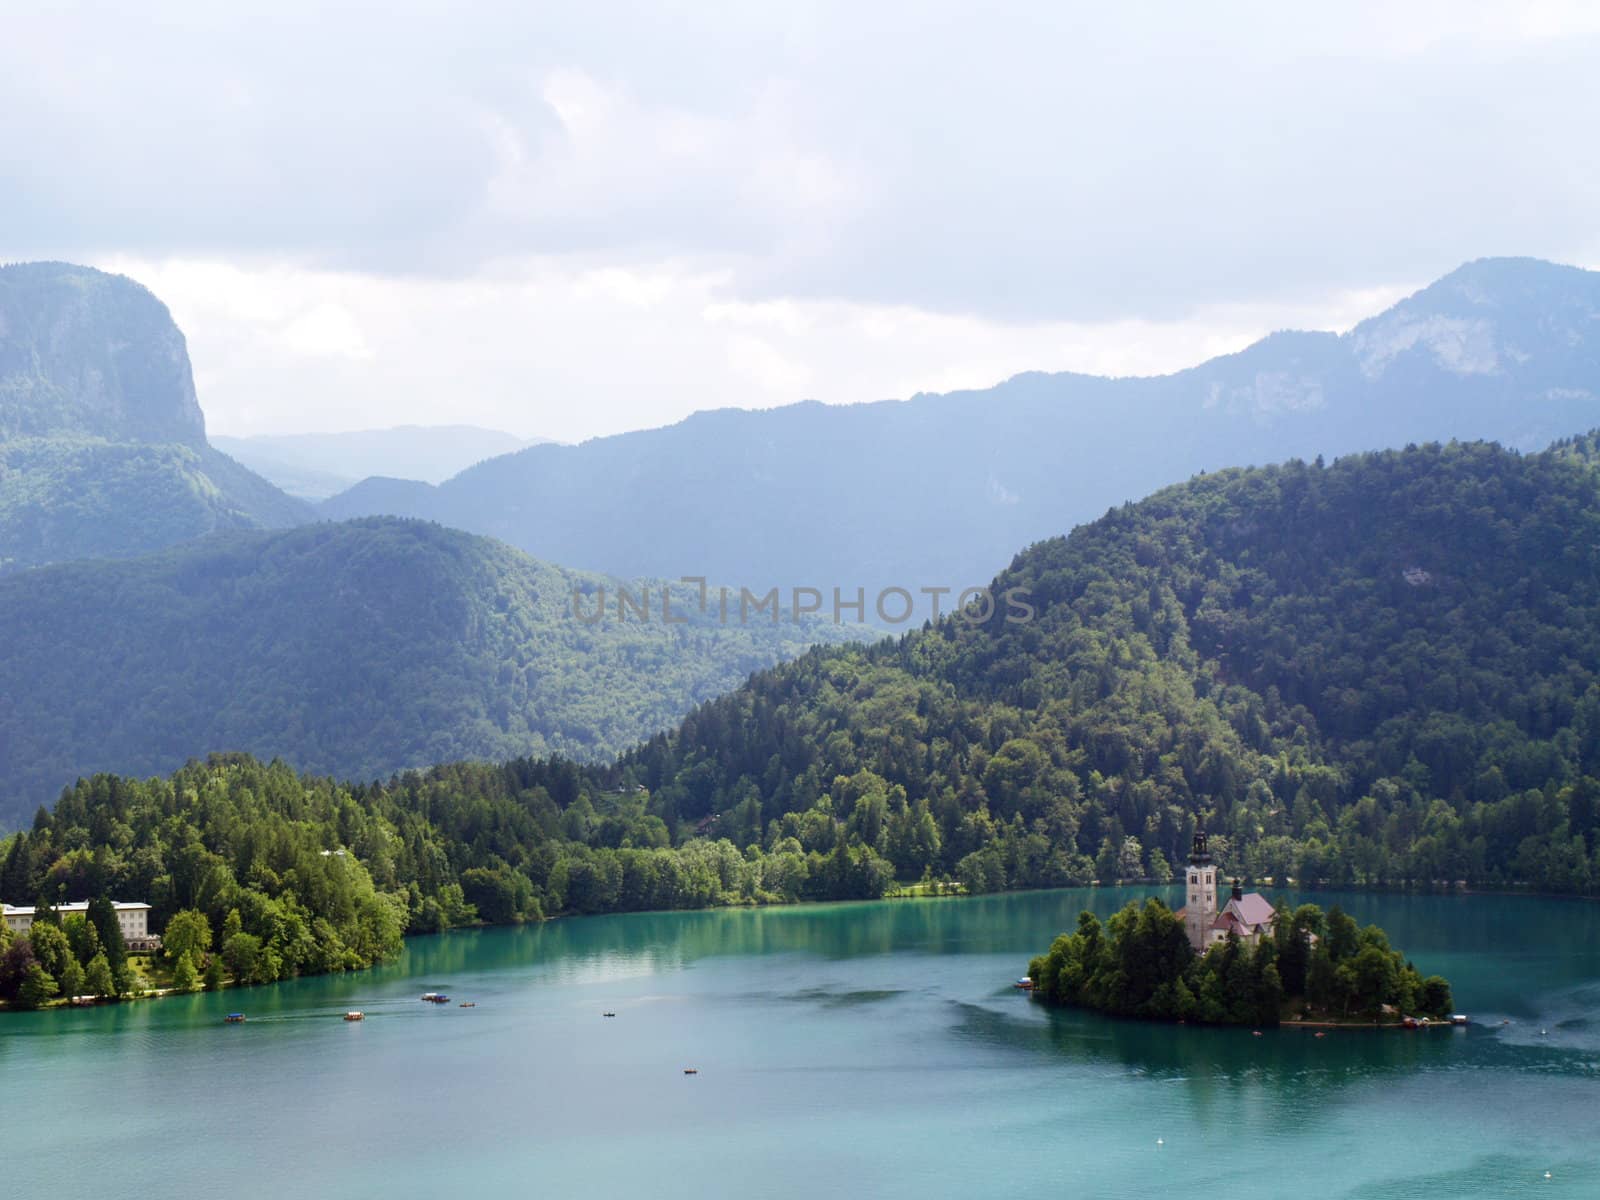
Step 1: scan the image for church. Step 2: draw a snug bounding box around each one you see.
[1173,829,1276,953]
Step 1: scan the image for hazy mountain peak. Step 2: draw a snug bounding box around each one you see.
[0,260,206,446]
[1348,256,1600,387]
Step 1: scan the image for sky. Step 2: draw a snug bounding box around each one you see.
[6,1,1600,443]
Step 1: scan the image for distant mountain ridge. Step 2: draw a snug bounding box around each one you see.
[213,425,553,499]
[0,262,311,571]
[322,257,1600,614]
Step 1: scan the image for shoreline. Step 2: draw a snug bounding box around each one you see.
[0,880,1524,1017]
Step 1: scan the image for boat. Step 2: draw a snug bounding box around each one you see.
[344,1011,365,1021]
[224,1013,246,1024]
[1450,1014,1469,1026]
[683,1068,698,1075]
[603,1011,616,1017]
[459,1002,476,1008]
[1012,978,1035,991]
[421,992,450,1003]
[1313,1031,1326,1039]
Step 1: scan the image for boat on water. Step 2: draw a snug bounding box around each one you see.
[224,1013,246,1024]
[1450,1014,1469,1026]
[344,1011,365,1021]
[420,993,451,1003]
[1012,978,1034,990]
[683,1068,699,1075]
[459,1002,476,1008]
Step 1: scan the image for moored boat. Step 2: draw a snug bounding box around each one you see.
[344,1011,365,1021]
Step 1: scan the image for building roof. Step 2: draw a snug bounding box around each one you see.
[2,901,150,916]
[1206,893,1276,932]
[1231,893,1276,926]
[1211,910,1246,933]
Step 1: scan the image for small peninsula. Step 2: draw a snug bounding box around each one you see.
[1026,833,1454,1027]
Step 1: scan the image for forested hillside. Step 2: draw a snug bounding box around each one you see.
[0,517,851,827]
[7,435,1598,995]
[615,436,1600,895]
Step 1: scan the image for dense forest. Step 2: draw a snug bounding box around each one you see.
[0,517,851,826]
[0,750,903,1004]
[0,437,308,573]
[1027,898,1453,1025]
[612,436,1600,897]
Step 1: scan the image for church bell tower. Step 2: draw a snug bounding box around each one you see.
[1184,826,1217,952]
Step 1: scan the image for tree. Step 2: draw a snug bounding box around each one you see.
[222,932,262,982]
[202,954,225,992]
[16,963,58,1009]
[1094,838,1121,884]
[87,896,127,976]
[0,937,39,1001]
[1419,975,1453,1019]
[163,909,212,964]
[63,914,101,967]
[171,951,199,993]
[58,957,85,999]
[1324,906,1359,963]
[83,952,115,999]
[27,920,72,981]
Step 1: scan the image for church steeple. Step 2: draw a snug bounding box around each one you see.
[1183,820,1217,952]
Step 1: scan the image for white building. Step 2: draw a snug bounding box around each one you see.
[2,901,156,948]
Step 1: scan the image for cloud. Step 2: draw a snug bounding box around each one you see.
[8,3,1600,438]
[100,253,1411,442]
[6,2,1599,324]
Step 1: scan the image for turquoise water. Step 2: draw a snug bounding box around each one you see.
[3,887,1597,1198]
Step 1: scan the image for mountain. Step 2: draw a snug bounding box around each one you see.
[0,439,307,572]
[607,435,1600,896]
[14,437,1597,926]
[212,425,550,499]
[323,258,1600,618]
[0,261,206,445]
[0,262,312,572]
[0,516,854,828]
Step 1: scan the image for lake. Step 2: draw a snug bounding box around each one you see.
[3,887,1597,1198]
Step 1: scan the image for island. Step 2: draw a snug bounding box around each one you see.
[1026,832,1454,1027]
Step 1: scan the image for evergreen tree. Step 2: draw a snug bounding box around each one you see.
[87,896,127,976]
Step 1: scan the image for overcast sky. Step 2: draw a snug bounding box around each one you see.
[7,2,1600,442]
